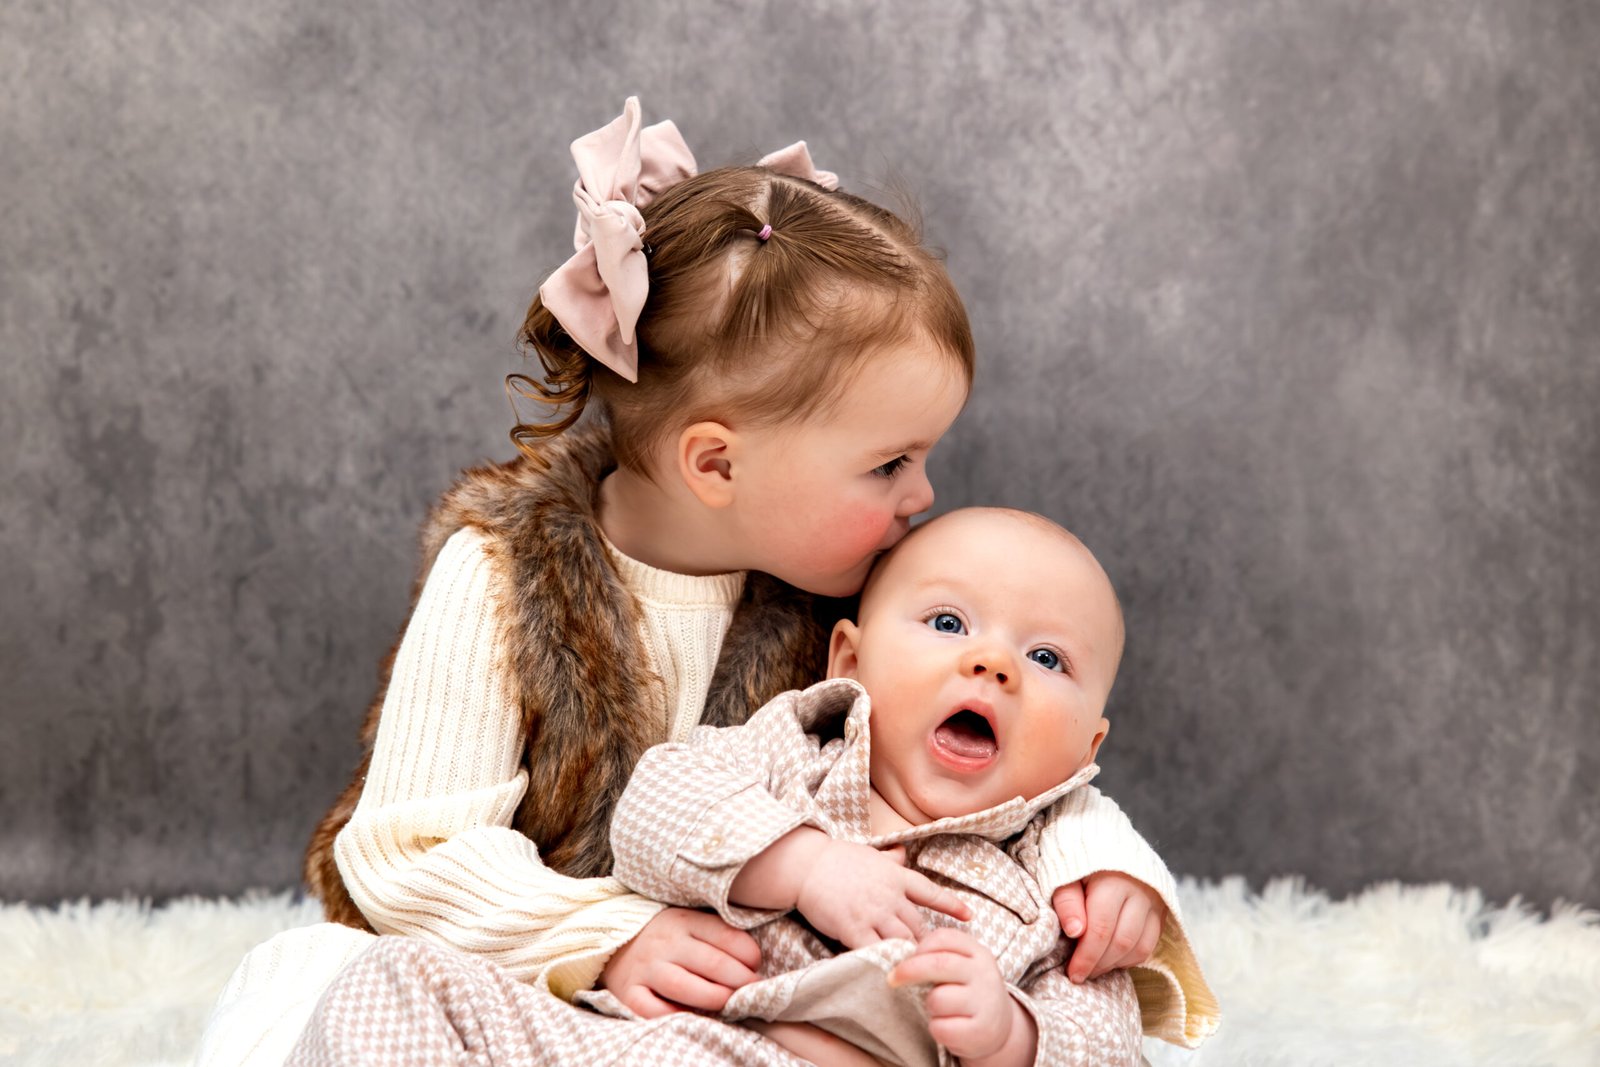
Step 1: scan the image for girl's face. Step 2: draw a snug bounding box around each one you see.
[728,342,969,598]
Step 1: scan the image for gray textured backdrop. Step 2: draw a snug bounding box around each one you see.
[3,0,1596,909]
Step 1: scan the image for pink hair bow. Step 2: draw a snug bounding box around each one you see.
[538,97,697,382]
[757,141,839,190]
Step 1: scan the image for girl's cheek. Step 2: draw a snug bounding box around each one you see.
[830,502,896,562]
[780,502,889,576]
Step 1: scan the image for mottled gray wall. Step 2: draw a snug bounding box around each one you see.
[3,0,1596,908]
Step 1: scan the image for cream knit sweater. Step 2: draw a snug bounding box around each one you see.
[333,526,748,999]
[198,527,1213,1066]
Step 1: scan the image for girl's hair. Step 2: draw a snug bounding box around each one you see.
[510,166,974,473]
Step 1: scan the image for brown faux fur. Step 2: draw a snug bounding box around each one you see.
[303,420,841,929]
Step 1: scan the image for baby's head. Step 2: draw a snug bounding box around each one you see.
[827,507,1124,824]
[513,106,975,596]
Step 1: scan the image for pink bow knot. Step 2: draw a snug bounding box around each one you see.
[540,97,697,382]
[757,141,839,190]
[537,101,841,385]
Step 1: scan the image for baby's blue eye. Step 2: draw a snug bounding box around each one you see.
[1029,648,1064,672]
[928,613,965,635]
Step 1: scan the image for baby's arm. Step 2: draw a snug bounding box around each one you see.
[730,827,969,947]
[612,691,967,945]
[888,927,1036,1067]
[889,927,1143,1067]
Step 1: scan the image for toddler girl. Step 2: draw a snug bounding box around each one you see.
[199,98,1185,1066]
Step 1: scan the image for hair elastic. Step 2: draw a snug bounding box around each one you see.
[757,224,773,242]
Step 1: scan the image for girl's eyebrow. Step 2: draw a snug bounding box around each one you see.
[871,439,934,459]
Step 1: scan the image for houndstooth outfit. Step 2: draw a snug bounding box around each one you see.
[607,676,1146,1067]
[286,679,1183,1066]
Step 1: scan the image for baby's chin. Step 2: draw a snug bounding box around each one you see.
[896,782,997,825]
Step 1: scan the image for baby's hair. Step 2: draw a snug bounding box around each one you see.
[510,166,974,473]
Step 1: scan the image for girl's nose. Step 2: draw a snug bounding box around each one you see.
[961,645,1019,692]
[897,469,935,518]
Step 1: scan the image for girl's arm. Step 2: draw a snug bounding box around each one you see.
[332,527,665,999]
[1032,788,1219,1048]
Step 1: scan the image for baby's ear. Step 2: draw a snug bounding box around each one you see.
[1083,717,1110,767]
[826,619,861,679]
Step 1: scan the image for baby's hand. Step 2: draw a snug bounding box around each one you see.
[888,927,1034,1067]
[1052,871,1165,983]
[796,841,971,948]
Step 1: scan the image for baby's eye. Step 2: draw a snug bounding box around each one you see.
[1028,648,1065,672]
[927,613,966,635]
[872,455,910,479]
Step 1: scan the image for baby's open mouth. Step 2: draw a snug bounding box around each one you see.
[932,709,998,762]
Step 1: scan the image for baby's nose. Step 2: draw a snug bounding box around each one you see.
[962,646,1019,690]
[969,661,1008,685]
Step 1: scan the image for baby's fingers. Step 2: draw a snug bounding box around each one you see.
[871,913,919,945]
[905,872,972,923]
[887,947,971,989]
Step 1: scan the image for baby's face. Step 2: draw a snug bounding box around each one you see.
[827,508,1120,825]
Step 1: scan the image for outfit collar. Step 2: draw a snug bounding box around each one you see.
[790,677,1101,846]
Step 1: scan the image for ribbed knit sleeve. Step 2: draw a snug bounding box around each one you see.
[1032,786,1220,1048]
[332,527,666,999]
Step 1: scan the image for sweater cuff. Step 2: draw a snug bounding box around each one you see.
[1033,789,1178,906]
[538,893,671,1001]
[1129,920,1221,1048]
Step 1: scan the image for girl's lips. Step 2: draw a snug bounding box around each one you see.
[877,519,912,552]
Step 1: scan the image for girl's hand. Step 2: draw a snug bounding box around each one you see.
[795,841,971,949]
[1051,872,1165,983]
[887,927,1035,1067]
[599,907,762,1017]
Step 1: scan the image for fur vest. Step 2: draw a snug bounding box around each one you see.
[303,420,840,929]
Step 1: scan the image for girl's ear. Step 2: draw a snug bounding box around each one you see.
[676,421,738,508]
[826,619,862,679]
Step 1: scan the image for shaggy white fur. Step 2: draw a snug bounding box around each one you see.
[1,879,1595,1067]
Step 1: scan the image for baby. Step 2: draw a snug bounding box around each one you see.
[608,507,1205,1067]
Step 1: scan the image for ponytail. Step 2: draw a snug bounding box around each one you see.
[506,297,595,462]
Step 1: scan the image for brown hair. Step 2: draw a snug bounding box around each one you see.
[509,166,974,473]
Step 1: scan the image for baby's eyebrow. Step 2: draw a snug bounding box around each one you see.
[910,575,960,595]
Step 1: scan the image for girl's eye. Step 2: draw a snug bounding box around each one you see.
[872,455,910,479]
[927,613,966,635]
[1028,648,1065,672]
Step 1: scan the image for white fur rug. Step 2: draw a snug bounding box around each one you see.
[2,879,1596,1067]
